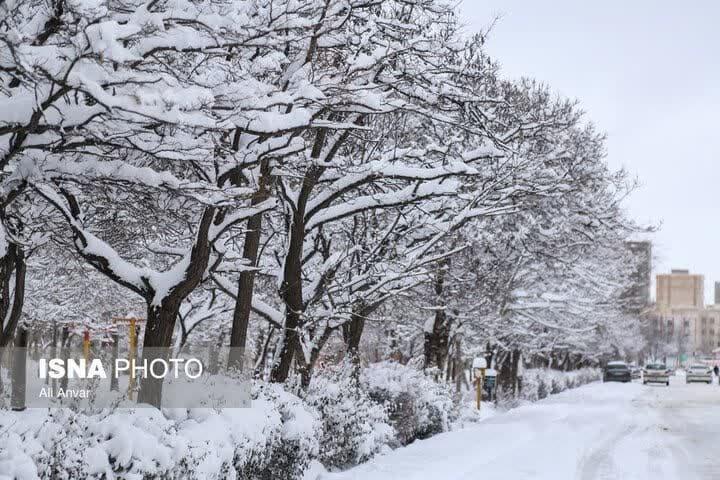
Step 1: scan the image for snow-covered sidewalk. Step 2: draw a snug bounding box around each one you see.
[319,378,717,480]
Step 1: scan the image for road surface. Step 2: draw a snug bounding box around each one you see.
[321,375,720,480]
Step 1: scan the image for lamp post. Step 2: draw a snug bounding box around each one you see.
[82,329,91,363]
[473,357,487,410]
[112,317,145,400]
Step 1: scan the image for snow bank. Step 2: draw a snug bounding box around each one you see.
[322,381,650,480]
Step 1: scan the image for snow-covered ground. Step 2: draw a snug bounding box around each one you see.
[319,376,720,480]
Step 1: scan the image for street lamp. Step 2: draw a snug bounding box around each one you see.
[473,357,487,410]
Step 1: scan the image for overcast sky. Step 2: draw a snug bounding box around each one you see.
[461,0,720,302]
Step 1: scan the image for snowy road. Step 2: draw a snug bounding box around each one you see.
[322,376,720,480]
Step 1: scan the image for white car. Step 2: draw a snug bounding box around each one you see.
[685,364,712,384]
[643,364,670,386]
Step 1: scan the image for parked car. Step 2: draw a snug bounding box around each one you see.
[685,364,712,384]
[603,361,631,383]
[629,365,642,380]
[643,363,670,386]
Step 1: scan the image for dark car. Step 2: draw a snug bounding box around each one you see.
[603,361,631,383]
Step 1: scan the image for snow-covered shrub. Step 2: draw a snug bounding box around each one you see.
[537,378,549,400]
[304,364,394,469]
[518,368,601,403]
[240,382,320,480]
[451,390,499,430]
[86,407,189,479]
[40,411,91,479]
[0,381,321,480]
[0,407,188,480]
[550,376,563,394]
[361,361,455,446]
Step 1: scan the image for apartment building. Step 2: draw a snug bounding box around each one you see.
[651,269,720,354]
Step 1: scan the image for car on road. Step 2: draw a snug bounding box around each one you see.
[629,365,642,380]
[603,361,631,383]
[643,363,670,386]
[685,364,712,384]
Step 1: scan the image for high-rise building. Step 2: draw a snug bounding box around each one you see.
[715,281,720,305]
[651,269,720,355]
[656,269,704,309]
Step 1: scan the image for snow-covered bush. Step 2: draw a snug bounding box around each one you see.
[242,382,321,480]
[361,361,455,446]
[0,382,321,480]
[519,368,601,403]
[304,365,394,469]
[451,391,499,430]
[550,376,563,394]
[537,378,549,400]
[0,407,187,480]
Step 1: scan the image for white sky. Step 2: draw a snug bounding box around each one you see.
[461,0,720,302]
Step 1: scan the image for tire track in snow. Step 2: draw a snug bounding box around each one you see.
[577,423,640,480]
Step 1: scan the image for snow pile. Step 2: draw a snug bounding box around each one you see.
[0,430,39,480]
[361,362,455,446]
[304,365,394,469]
[520,367,601,403]
[450,397,498,430]
[321,382,663,480]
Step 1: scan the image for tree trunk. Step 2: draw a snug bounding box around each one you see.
[136,206,216,407]
[0,243,26,348]
[60,326,70,391]
[343,302,367,366]
[454,335,463,393]
[563,353,572,372]
[510,349,520,395]
[270,300,301,383]
[208,330,225,375]
[110,332,120,391]
[271,165,323,383]
[0,243,26,395]
[270,122,342,383]
[228,160,271,371]
[423,309,451,371]
[254,327,275,379]
[423,259,451,372]
[299,325,335,388]
[137,300,181,407]
[49,323,58,388]
[11,327,28,411]
[30,331,40,361]
[498,350,520,399]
